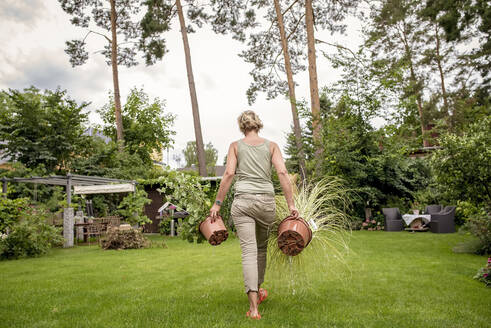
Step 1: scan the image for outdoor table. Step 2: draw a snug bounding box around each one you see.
[402,214,431,226]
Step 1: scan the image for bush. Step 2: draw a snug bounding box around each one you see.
[0,197,30,233]
[464,213,491,255]
[431,117,491,205]
[473,257,491,287]
[158,218,171,235]
[456,200,484,226]
[455,209,491,255]
[361,211,385,231]
[146,171,211,243]
[0,207,63,260]
[117,188,152,226]
[100,228,150,250]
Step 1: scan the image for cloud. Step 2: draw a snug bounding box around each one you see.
[1,51,106,93]
[0,49,115,122]
[0,0,47,28]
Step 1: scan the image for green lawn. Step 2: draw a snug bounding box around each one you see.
[0,231,489,328]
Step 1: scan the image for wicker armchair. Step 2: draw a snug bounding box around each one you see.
[424,204,442,215]
[382,208,404,231]
[429,206,456,233]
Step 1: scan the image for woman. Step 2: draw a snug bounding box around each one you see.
[209,110,297,320]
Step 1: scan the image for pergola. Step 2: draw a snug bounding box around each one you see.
[2,174,137,247]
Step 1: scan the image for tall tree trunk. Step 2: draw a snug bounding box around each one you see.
[400,25,426,147]
[434,24,450,127]
[176,0,207,176]
[273,0,306,182]
[305,0,322,153]
[110,0,124,148]
[408,63,426,146]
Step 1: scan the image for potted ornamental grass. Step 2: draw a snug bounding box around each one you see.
[267,177,352,273]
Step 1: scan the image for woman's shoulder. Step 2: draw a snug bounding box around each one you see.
[230,140,240,152]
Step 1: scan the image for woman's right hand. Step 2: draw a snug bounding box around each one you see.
[289,205,299,218]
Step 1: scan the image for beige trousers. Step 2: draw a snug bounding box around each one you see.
[231,193,276,293]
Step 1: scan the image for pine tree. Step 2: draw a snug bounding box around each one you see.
[140,0,208,176]
[58,0,143,148]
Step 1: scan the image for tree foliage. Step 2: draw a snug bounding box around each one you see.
[182,141,218,175]
[117,188,152,226]
[97,88,176,165]
[285,91,431,218]
[58,0,143,68]
[422,0,490,89]
[147,170,211,243]
[139,0,208,65]
[232,0,359,104]
[431,117,491,205]
[0,87,90,172]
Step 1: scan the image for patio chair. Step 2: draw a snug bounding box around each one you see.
[429,206,456,233]
[382,208,404,231]
[84,223,104,245]
[105,216,121,228]
[424,204,442,215]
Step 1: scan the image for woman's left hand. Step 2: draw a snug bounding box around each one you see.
[209,204,221,222]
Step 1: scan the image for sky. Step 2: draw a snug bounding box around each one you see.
[0,1,364,167]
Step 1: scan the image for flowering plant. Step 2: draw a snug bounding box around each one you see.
[361,211,384,231]
[474,257,491,287]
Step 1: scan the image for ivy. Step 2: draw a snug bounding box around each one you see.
[142,170,211,243]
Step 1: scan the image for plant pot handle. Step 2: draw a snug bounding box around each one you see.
[206,214,222,223]
[290,210,300,219]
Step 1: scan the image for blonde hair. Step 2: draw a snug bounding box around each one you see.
[237,110,263,134]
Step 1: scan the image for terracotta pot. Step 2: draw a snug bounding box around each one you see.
[277,215,312,256]
[199,215,229,246]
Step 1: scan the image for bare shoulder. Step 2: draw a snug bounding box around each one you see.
[269,140,280,154]
[230,141,238,153]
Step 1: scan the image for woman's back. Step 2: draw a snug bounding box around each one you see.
[235,138,274,195]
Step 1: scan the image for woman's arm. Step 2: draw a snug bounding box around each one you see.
[209,142,237,220]
[271,142,298,216]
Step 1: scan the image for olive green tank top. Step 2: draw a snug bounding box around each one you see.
[235,139,274,195]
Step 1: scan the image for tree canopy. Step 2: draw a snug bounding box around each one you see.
[97,88,176,165]
[0,87,90,172]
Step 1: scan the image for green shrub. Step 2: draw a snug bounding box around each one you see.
[464,212,491,255]
[361,211,385,231]
[384,195,410,214]
[0,197,30,233]
[473,257,491,287]
[145,171,211,243]
[117,188,152,226]
[158,218,171,235]
[456,200,484,226]
[0,207,63,260]
[431,117,491,205]
[455,208,491,255]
